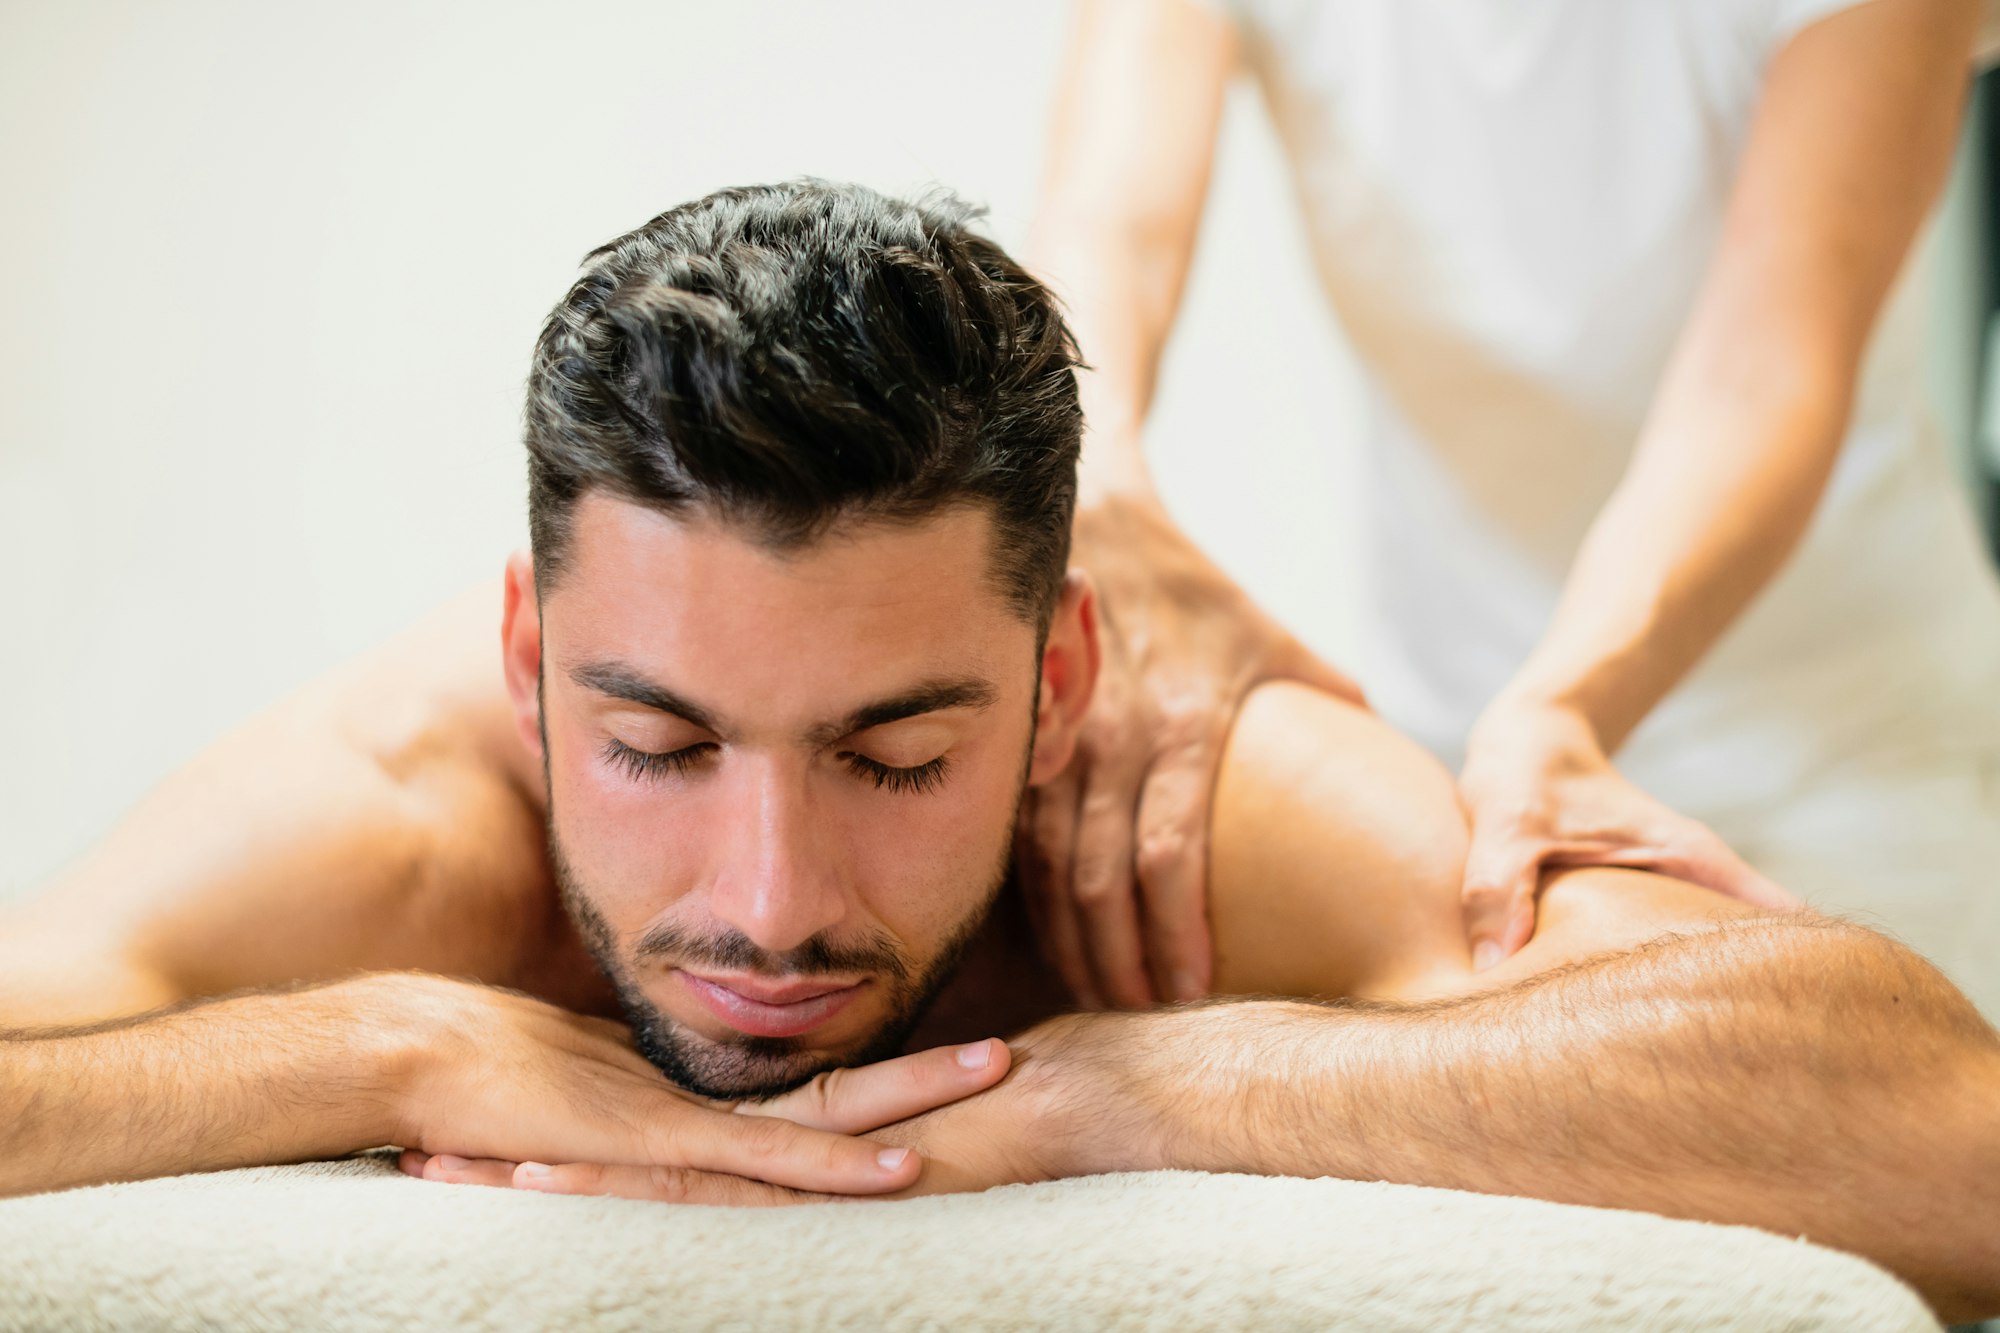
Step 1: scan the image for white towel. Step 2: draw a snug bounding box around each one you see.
[0,1151,1939,1331]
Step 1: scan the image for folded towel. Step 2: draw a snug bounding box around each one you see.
[0,1151,1939,1331]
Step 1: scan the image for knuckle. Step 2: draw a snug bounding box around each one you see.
[1153,697,1220,745]
[1070,868,1128,910]
[799,1069,841,1120]
[645,1166,693,1202]
[1133,827,1189,883]
[736,1113,791,1162]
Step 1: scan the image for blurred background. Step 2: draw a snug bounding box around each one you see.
[0,1,1992,903]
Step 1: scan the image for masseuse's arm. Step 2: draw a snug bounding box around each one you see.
[1458,0,1986,964]
[1020,0,1363,1012]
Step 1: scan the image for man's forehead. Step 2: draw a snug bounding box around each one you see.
[555,491,1011,612]
[540,492,1032,729]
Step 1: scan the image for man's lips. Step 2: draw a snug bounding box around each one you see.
[676,970,867,1039]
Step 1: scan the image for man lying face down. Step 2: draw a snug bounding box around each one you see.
[1,180,1996,1322]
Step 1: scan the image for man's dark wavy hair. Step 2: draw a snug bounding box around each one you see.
[523,178,1085,634]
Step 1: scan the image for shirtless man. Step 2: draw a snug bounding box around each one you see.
[2,180,1995,1321]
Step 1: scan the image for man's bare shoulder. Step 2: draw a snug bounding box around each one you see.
[0,576,603,1026]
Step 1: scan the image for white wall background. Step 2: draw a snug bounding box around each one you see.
[0,1,1367,902]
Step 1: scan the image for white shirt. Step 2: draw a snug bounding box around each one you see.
[1204,0,2000,829]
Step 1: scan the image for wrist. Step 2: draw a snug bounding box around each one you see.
[1467,690,1605,767]
[337,971,466,1148]
[1074,420,1155,513]
[1023,1002,1323,1178]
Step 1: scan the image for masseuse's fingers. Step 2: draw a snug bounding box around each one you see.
[734,1039,1011,1134]
[1069,748,1157,1009]
[1268,633,1371,713]
[1130,716,1219,1004]
[1575,819,1806,915]
[1461,831,1546,970]
[1019,778,1101,1009]
[512,1161,830,1207]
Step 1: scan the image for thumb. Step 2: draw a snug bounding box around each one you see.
[1267,635,1368,709]
[744,1039,1012,1135]
[1461,832,1544,971]
[1670,837,1807,915]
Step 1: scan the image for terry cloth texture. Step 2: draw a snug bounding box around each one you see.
[0,1151,1940,1332]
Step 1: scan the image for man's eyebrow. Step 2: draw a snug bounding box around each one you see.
[566,661,997,744]
[810,678,999,746]
[568,661,722,734]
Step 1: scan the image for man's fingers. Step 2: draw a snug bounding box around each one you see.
[406,1150,523,1190]
[664,1104,924,1195]
[1019,778,1102,1009]
[1462,838,1546,969]
[405,1150,832,1207]
[1131,748,1218,1002]
[513,1161,824,1207]
[740,1038,1011,1135]
[1069,762,1156,1008]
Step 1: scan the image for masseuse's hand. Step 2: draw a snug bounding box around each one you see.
[382,972,1007,1196]
[1457,699,1803,968]
[405,1013,1137,1205]
[1025,492,1365,1009]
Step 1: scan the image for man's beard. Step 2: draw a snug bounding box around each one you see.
[545,823,1010,1100]
[534,667,1039,1100]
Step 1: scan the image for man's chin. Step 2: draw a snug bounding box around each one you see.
[626,997,938,1101]
[635,1027,843,1101]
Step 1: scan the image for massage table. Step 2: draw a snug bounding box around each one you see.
[0,1149,1941,1330]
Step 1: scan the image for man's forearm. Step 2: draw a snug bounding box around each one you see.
[1090,918,2000,1318]
[0,975,415,1199]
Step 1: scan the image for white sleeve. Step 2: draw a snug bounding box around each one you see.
[1768,0,2000,65]
[1764,0,1874,48]
[1176,0,1246,24]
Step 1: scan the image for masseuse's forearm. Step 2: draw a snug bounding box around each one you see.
[1498,1,1978,749]
[1497,357,1846,748]
[1026,0,1237,508]
[1117,918,2000,1317]
[0,976,413,1199]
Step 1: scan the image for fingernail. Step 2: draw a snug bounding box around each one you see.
[876,1148,911,1173]
[1171,969,1203,1002]
[433,1154,469,1171]
[1472,941,1502,972]
[517,1162,552,1180]
[955,1041,991,1070]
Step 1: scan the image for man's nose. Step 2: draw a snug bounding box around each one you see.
[704,759,849,958]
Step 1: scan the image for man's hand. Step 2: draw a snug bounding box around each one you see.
[1025,492,1364,1010]
[400,1013,1135,1205]
[1456,699,1801,968]
[383,972,1009,1195]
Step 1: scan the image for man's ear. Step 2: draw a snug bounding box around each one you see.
[1027,569,1102,786]
[500,550,546,763]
